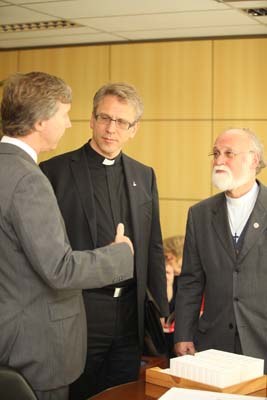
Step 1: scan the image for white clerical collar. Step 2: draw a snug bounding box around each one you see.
[225,181,259,206]
[102,158,115,166]
[1,135,38,163]
[225,181,259,241]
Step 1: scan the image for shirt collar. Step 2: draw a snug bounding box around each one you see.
[86,140,122,166]
[225,181,259,206]
[1,135,38,163]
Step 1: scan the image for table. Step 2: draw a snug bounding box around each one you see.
[89,356,267,400]
[89,379,267,400]
[89,380,168,400]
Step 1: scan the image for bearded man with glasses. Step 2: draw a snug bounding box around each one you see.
[40,82,169,400]
[174,128,267,372]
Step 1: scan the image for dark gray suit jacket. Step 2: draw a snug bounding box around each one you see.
[175,181,267,363]
[40,143,169,345]
[0,143,133,390]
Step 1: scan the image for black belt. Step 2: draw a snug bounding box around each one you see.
[88,284,136,298]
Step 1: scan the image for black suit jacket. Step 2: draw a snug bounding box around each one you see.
[40,143,169,344]
[174,182,267,364]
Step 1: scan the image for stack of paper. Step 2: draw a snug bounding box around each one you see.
[159,387,263,400]
[169,349,264,387]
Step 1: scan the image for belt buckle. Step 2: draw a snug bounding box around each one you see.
[113,287,122,298]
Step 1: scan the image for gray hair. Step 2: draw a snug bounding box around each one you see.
[92,82,144,121]
[240,128,266,174]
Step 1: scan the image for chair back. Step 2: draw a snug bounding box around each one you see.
[0,366,38,400]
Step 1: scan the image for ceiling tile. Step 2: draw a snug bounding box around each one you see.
[0,0,267,49]
[227,1,267,8]
[20,0,229,19]
[255,15,267,23]
[0,5,58,24]
[73,10,258,33]
[4,0,71,4]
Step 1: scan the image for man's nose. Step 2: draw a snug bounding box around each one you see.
[214,153,226,164]
[106,119,116,132]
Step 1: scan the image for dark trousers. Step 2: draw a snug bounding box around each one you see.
[165,332,176,361]
[69,288,141,400]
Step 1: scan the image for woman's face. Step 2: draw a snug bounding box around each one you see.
[165,252,182,276]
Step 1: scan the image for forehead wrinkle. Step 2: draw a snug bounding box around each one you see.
[215,133,252,153]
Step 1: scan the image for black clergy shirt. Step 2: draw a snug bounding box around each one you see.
[85,142,135,287]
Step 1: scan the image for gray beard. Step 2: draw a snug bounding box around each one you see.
[212,170,252,192]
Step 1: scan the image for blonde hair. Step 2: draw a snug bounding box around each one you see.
[1,71,71,137]
[163,235,185,259]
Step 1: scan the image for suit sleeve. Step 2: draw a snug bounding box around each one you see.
[174,207,205,343]
[147,169,169,317]
[8,169,133,290]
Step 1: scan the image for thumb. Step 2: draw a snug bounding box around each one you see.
[116,223,124,237]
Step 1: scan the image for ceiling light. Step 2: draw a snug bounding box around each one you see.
[245,8,267,16]
[0,20,83,33]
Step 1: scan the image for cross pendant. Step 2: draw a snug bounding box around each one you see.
[233,233,239,242]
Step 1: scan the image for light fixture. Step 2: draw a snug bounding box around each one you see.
[0,20,83,33]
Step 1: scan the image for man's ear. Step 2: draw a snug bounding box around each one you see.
[34,119,45,132]
[251,151,260,171]
[89,113,95,129]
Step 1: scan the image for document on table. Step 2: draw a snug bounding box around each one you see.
[159,387,267,400]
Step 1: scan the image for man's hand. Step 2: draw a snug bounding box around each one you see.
[174,341,196,356]
[115,223,134,254]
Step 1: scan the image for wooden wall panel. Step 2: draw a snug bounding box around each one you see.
[160,199,198,239]
[0,51,18,80]
[0,51,18,101]
[110,41,212,120]
[124,120,213,200]
[38,121,90,163]
[214,38,267,119]
[18,46,109,120]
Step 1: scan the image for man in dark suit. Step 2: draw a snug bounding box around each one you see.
[40,82,169,399]
[174,128,267,371]
[0,72,134,400]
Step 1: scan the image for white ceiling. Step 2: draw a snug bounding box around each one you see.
[1,0,267,49]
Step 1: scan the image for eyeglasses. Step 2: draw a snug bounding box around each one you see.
[208,150,255,160]
[94,113,136,130]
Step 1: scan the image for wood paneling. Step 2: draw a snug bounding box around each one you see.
[111,41,212,120]
[0,51,18,101]
[160,199,197,239]
[18,46,109,120]
[0,51,18,79]
[214,38,267,119]
[124,120,212,199]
